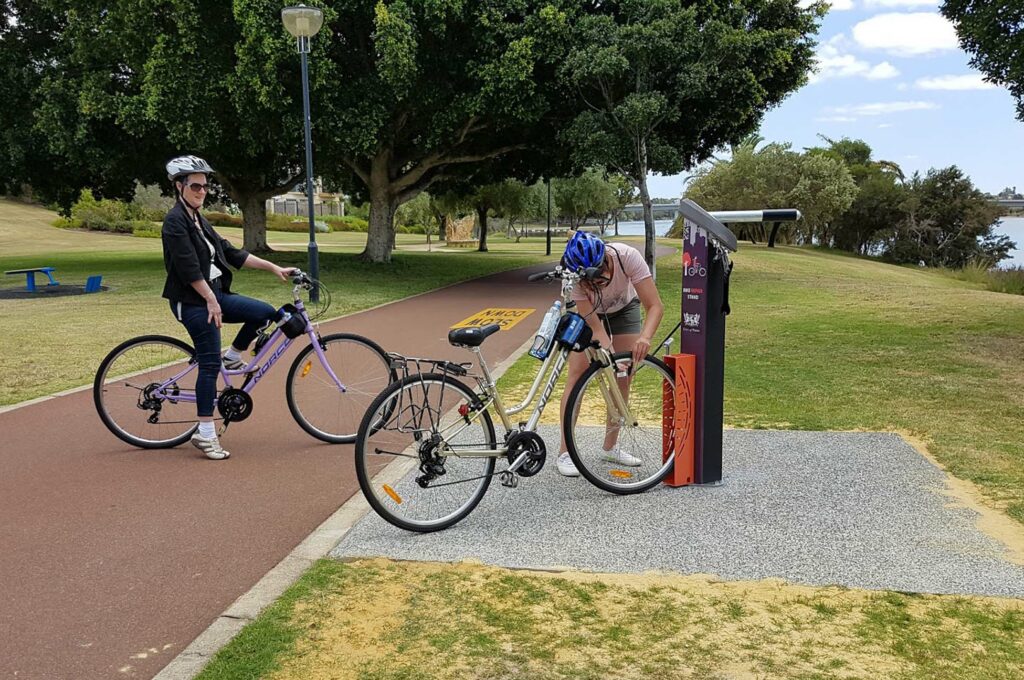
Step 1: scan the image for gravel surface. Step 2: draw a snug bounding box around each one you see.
[333,428,1024,597]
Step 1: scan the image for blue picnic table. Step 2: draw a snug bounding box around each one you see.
[4,267,60,292]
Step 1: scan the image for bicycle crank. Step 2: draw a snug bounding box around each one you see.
[217,388,254,425]
[505,431,547,477]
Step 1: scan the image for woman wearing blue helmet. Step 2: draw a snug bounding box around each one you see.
[556,231,665,476]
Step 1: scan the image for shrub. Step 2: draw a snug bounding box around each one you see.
[131,221,161,238]
[70,189,132,232]
[129,182,173,221]
[346,202,370,220]
[206,211,243,228]
[397,224,428,234]
[988,265,1024,295]
[322,215,368,232]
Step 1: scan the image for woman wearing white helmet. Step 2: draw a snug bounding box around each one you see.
[161,155,296,460]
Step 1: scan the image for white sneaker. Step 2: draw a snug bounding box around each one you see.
[556,452,579,477]
[222,354,248,371]
[191,433,231,460]
[602,445,641,467]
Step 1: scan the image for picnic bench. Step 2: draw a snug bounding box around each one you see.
[5,267,59,292]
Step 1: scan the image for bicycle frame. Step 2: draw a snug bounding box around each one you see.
[426,270,639,465]
[150,292,347,406]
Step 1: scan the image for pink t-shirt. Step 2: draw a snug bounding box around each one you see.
[572,243,652,314]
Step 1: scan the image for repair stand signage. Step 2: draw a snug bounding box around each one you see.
[680,219,727,484]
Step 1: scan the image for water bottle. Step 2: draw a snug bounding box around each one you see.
[528,301,562,359]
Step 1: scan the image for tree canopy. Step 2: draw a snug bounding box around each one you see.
[4,0,821,264]
[560,0,822,272]
[942,1,1024,120]
[682,141,857,245]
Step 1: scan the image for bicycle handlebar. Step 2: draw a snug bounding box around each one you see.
[526,266,602,283]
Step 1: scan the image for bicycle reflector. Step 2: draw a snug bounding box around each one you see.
[301,360,312,377]
[382,485,403,504]
[609,470,633,479]
[458,404,470,417]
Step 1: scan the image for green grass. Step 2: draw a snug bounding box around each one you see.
[0,200,553,405]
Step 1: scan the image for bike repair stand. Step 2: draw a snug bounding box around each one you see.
[663,199,737,487]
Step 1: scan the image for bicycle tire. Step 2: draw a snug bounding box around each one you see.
[93,335,199,449]
[355,373,497,532]
[285,333,396,444]
[563,352,675,494]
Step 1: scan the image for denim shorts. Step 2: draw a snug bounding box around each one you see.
[600,297,643,335]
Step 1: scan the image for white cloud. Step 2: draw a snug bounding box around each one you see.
[810,35,900,83]
[821,101,939,122]
[800,0,855,9]
[915,74,997,90]
[853,13,959,56]
[864,0,937,7]
[878,123,894,128]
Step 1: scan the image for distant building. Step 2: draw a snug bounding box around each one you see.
[266,179,344,217]
[996,186,1022,200]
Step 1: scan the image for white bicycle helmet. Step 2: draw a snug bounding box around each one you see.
[166,155,214,181]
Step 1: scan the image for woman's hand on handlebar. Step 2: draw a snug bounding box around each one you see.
[273,265,299,282]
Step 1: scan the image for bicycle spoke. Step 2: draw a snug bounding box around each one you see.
[355,373,497,532]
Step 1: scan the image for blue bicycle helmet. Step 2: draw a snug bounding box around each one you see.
[562,231,606,272]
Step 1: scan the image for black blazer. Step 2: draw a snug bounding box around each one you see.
[161,200,250,305]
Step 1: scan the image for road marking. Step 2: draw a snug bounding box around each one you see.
[451,308,535,330]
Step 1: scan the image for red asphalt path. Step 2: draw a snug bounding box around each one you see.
[0,260,560,679]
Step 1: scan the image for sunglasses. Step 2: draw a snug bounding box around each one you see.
[187,182,210,192]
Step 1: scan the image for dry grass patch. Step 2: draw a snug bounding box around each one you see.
[197,558,1024,680]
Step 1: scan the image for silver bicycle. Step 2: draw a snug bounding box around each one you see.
[354,266,678,532]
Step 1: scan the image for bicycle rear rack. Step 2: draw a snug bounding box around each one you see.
[386,352,473,380]
[379,352,480,436]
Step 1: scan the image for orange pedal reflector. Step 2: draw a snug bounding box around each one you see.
[382,485,402,504]
[609,469,632,479]
[301,360,312,377]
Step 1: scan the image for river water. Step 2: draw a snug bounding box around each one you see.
[613,217,1024,268]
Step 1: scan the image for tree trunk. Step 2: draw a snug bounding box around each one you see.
[614,213,619,237]
[635,142,656,279]
[238,192,270,253]
[476,205,489,252]
[361,155,398,263]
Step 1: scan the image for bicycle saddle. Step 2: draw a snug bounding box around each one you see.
[448,324,501,348]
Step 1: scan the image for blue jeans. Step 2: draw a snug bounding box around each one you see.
[171,289,277,417]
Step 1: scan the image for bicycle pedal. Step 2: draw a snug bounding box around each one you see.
[499,471,519,488]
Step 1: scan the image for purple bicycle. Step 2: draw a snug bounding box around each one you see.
[93,270,395,448]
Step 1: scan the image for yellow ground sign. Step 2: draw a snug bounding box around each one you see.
[451,308,535,330]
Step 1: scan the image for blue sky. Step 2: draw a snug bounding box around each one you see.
[646,0,1024,199]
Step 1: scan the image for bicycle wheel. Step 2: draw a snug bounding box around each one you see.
[355,373,497,532]
[564,352,675,494]
[286,333,396,444]
[93,335,199,449]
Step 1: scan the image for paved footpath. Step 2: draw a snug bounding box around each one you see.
[0,259,564,679]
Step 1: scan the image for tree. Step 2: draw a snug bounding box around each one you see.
[316,0,579,262]
[609,173,638,237]
[942,1,1023,119]
[806,136,907,252]
[682,143,857,246]
[489,180,540,242]
[0,1,166,209]
[12,1,579,258]
[560,0,822,274]
[882,166,1007,267]
[553,170,618,232]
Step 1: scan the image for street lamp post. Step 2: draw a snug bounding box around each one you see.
[545,177,552,256]
[282,4,324,302]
